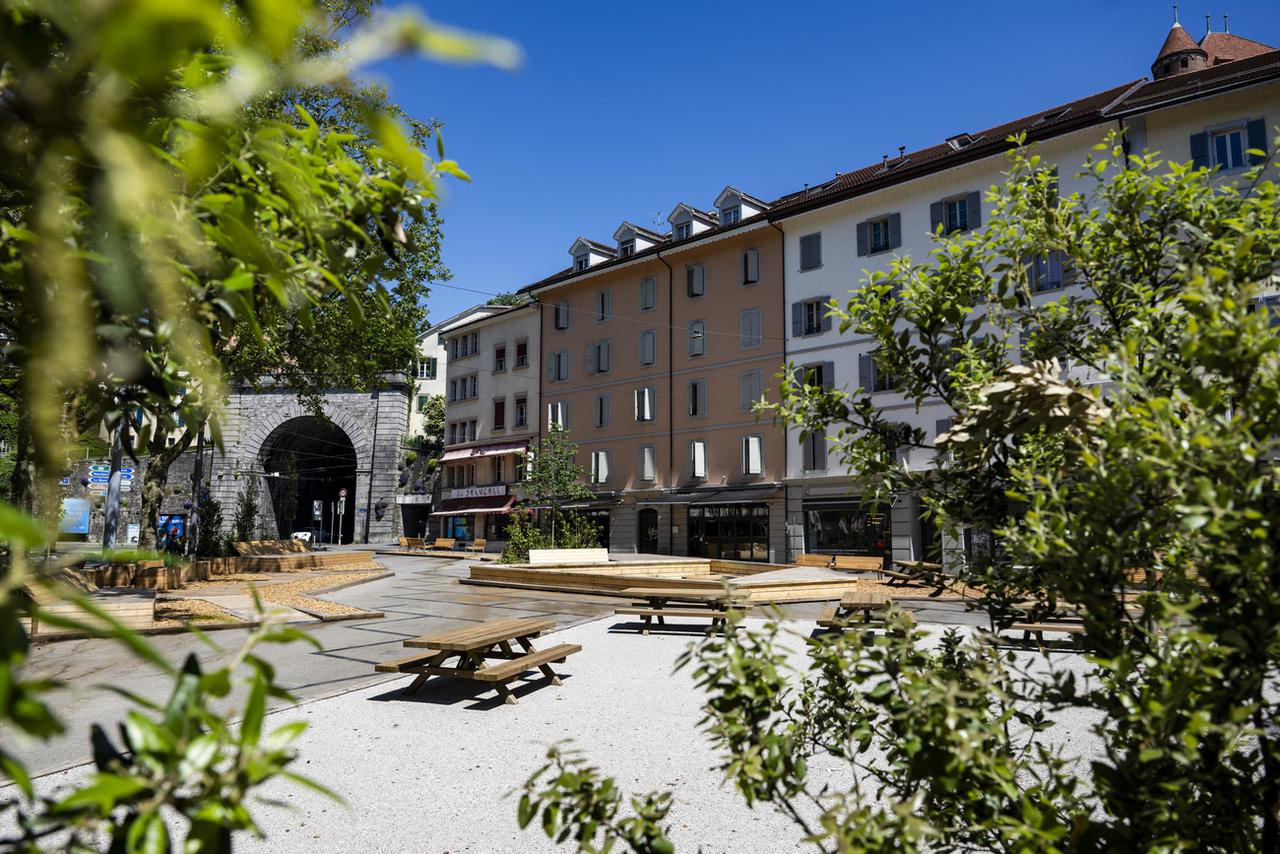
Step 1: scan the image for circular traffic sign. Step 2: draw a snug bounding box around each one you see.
[338,487,348,498]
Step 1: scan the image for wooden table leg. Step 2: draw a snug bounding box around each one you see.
[495,682,518,705]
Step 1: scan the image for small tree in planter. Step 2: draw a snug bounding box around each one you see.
[503,427,597,561]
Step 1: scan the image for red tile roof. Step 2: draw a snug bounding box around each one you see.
[1154,24,1205,63]
[1112,47,1280,113]
[1201,31,1276,65]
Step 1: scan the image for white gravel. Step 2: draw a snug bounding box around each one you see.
[22,616,1104,853]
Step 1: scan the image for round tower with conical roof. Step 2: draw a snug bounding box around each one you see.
[1152,13,1210,79]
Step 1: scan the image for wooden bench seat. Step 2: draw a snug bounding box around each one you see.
[474,643,581,683]
[832,555,885,574]
[792,553,833,569]
[615,607,731,619]
[373,650,442,673]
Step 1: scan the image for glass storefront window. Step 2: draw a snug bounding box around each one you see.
[803,502,890,556]
[688,503,769,562]
[486,514,511,541]
[445,516,473,539]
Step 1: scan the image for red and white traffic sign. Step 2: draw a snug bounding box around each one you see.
[338,487,347,499]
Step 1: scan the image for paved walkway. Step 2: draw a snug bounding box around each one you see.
[13,553,622,777]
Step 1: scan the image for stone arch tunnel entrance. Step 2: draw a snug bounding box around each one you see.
[260,416,357,544]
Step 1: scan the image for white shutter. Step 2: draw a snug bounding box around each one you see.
[691,441,707,478]
[598,451,609,482]
[744,436,763,475]
[640,446,655,481]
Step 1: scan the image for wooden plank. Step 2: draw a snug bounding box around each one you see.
[373,650,444,673]
[529,548,610,566]
[833,555,884,572]
[614,607,730,618]
[1009,622,1085,634]
[620,587,738,602]
[839,591,892,608]
[473,643,582,682]
[404,617,556,651]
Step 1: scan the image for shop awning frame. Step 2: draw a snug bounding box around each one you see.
[430,495,517,516]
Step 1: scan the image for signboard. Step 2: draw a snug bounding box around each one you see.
[87,463,133,493]
[338,487,348,499]
[444,484,507,501]
[312,499,322,520]
[126,524,140,545]
[59,498,91,535]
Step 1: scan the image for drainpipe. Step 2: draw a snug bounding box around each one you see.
[655,250,674,553]
[1117,116,1132,167]
[767,219,790,561]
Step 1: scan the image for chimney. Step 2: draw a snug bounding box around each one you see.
[1223,14,1229,33]
[1205,13,1211,36]
[1172,3,1179,24]
[898,145,906,160]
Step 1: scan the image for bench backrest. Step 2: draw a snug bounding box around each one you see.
[793,553,833,568]
[833,555,885,572]
[528,547,610,566]
[432,537,456,549]
[471,539,488,548]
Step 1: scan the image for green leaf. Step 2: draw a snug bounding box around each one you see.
[52,773,149,815]
[0,502,46,547]
[126,810,170,854]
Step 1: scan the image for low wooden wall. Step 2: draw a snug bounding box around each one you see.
[78,552,381,592]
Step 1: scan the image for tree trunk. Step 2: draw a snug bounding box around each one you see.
[138,429,196,550]
[8,410,38,517]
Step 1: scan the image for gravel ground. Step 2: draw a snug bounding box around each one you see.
[21,615,1101,853]
[178,570,385,617]
[152,598,243,628]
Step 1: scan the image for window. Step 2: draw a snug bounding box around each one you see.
[554,301,571,330]
[688,320,706,357]
[451,375,478,400]
[799,233,822,270]
[416,357,437,380]
[869,218,891,253]
[794,298,829,337]
[494,345,506,372]
[493,456,505,483]
[1249,296,1280,327]
[675,221,692,240]
[634,387,656,422]
[742,435,763,476]
[1028,250,1066,292]
[686,263,706,297]
[447,422,457,445]
[688,380,707,417]
[740,308,762,348]
[549,350,569,382]
[416,394,430,412]
[587,340,611,374]
[802,431,827,471]
[574,254,589,272]
[515,395,528,428]
[515,339,529,368]
[595,290,612,322]
[515,454,526,482]
[590,450,611,484]
[638,445,657,482]
[946,197,968,232]
[860,352,896,393]
[548,400,568,429]
[619,239,635,258]
[1213,126,1247,170]
[740,370,763,411]
[493,398,506,430]
[639,277,656,311]
[639,330,656,366]
[448,379,457,402]
[721,206,741,225]
[689,440,707,479]
[468,420,477,442]
[932,193,981,234]
[798,361,834,392]
[465,463,476,486]
[741,248,760,284]
[594,394,611,428]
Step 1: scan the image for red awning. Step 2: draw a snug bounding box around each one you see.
[440,441,527,462]
[430,495,517,516]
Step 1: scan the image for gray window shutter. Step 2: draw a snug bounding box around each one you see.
[859,354,872,389]
[1190,132,1210,170]
[1060,252,1076,287]
[856,221,869,256]
[966,192,982,229]
[1247,119,1268,165]
[935,418,952,438]
[586,345,597,374]
[791,302,803,337]
[822,362,835,391]
[740,372,751,409]
[889,213,902,249]
[929,201,944,233]
[547,353,556,378]
[820,296,833,332]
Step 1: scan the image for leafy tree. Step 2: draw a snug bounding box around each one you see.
[489,292,527,306]
[520,136,1280,851]
[231,480,261,544]
[193,490,224,557]
[503,426,596,559]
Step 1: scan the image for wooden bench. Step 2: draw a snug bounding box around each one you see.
[615,587,747,635]
[233,539,311,557]
[792,553,834,569]
[832,555,886,575]
[1007,620,1086,648]
[374,617,579,704]
[398,536,426,552]
[465,538,488,554]
[431,537,457,552]
[529,547,610,566]
[816,591,893,629]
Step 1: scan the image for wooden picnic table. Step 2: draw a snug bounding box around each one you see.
[373,617,580,705]
[615,587,748,636]
[816,591,894,629]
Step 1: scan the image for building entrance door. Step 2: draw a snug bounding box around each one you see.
[638,508,659,553]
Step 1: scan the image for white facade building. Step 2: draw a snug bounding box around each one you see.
[774,26,1279,564]
[407,305,507,438]
[436,302,542,549]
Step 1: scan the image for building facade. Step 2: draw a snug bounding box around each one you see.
[435,302,541,550]
[529,188,790,560]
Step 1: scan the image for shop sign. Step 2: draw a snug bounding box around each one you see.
[444,484,507,500]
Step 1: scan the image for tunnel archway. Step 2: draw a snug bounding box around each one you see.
[260,416,357,544]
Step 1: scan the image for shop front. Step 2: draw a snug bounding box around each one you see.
[801,499,892,557]
[431,485,515,547]
[681,486,784,563]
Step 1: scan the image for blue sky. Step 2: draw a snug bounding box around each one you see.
[369,1,1279,322]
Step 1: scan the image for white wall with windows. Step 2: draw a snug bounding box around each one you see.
[441,303,541,452]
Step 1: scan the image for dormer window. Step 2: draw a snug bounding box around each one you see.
[574,254,589,272]
[675,222,692,240]
[619,239,635,258]
[720,207,741,225]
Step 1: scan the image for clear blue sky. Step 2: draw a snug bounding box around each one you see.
[369,1,1279,322]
